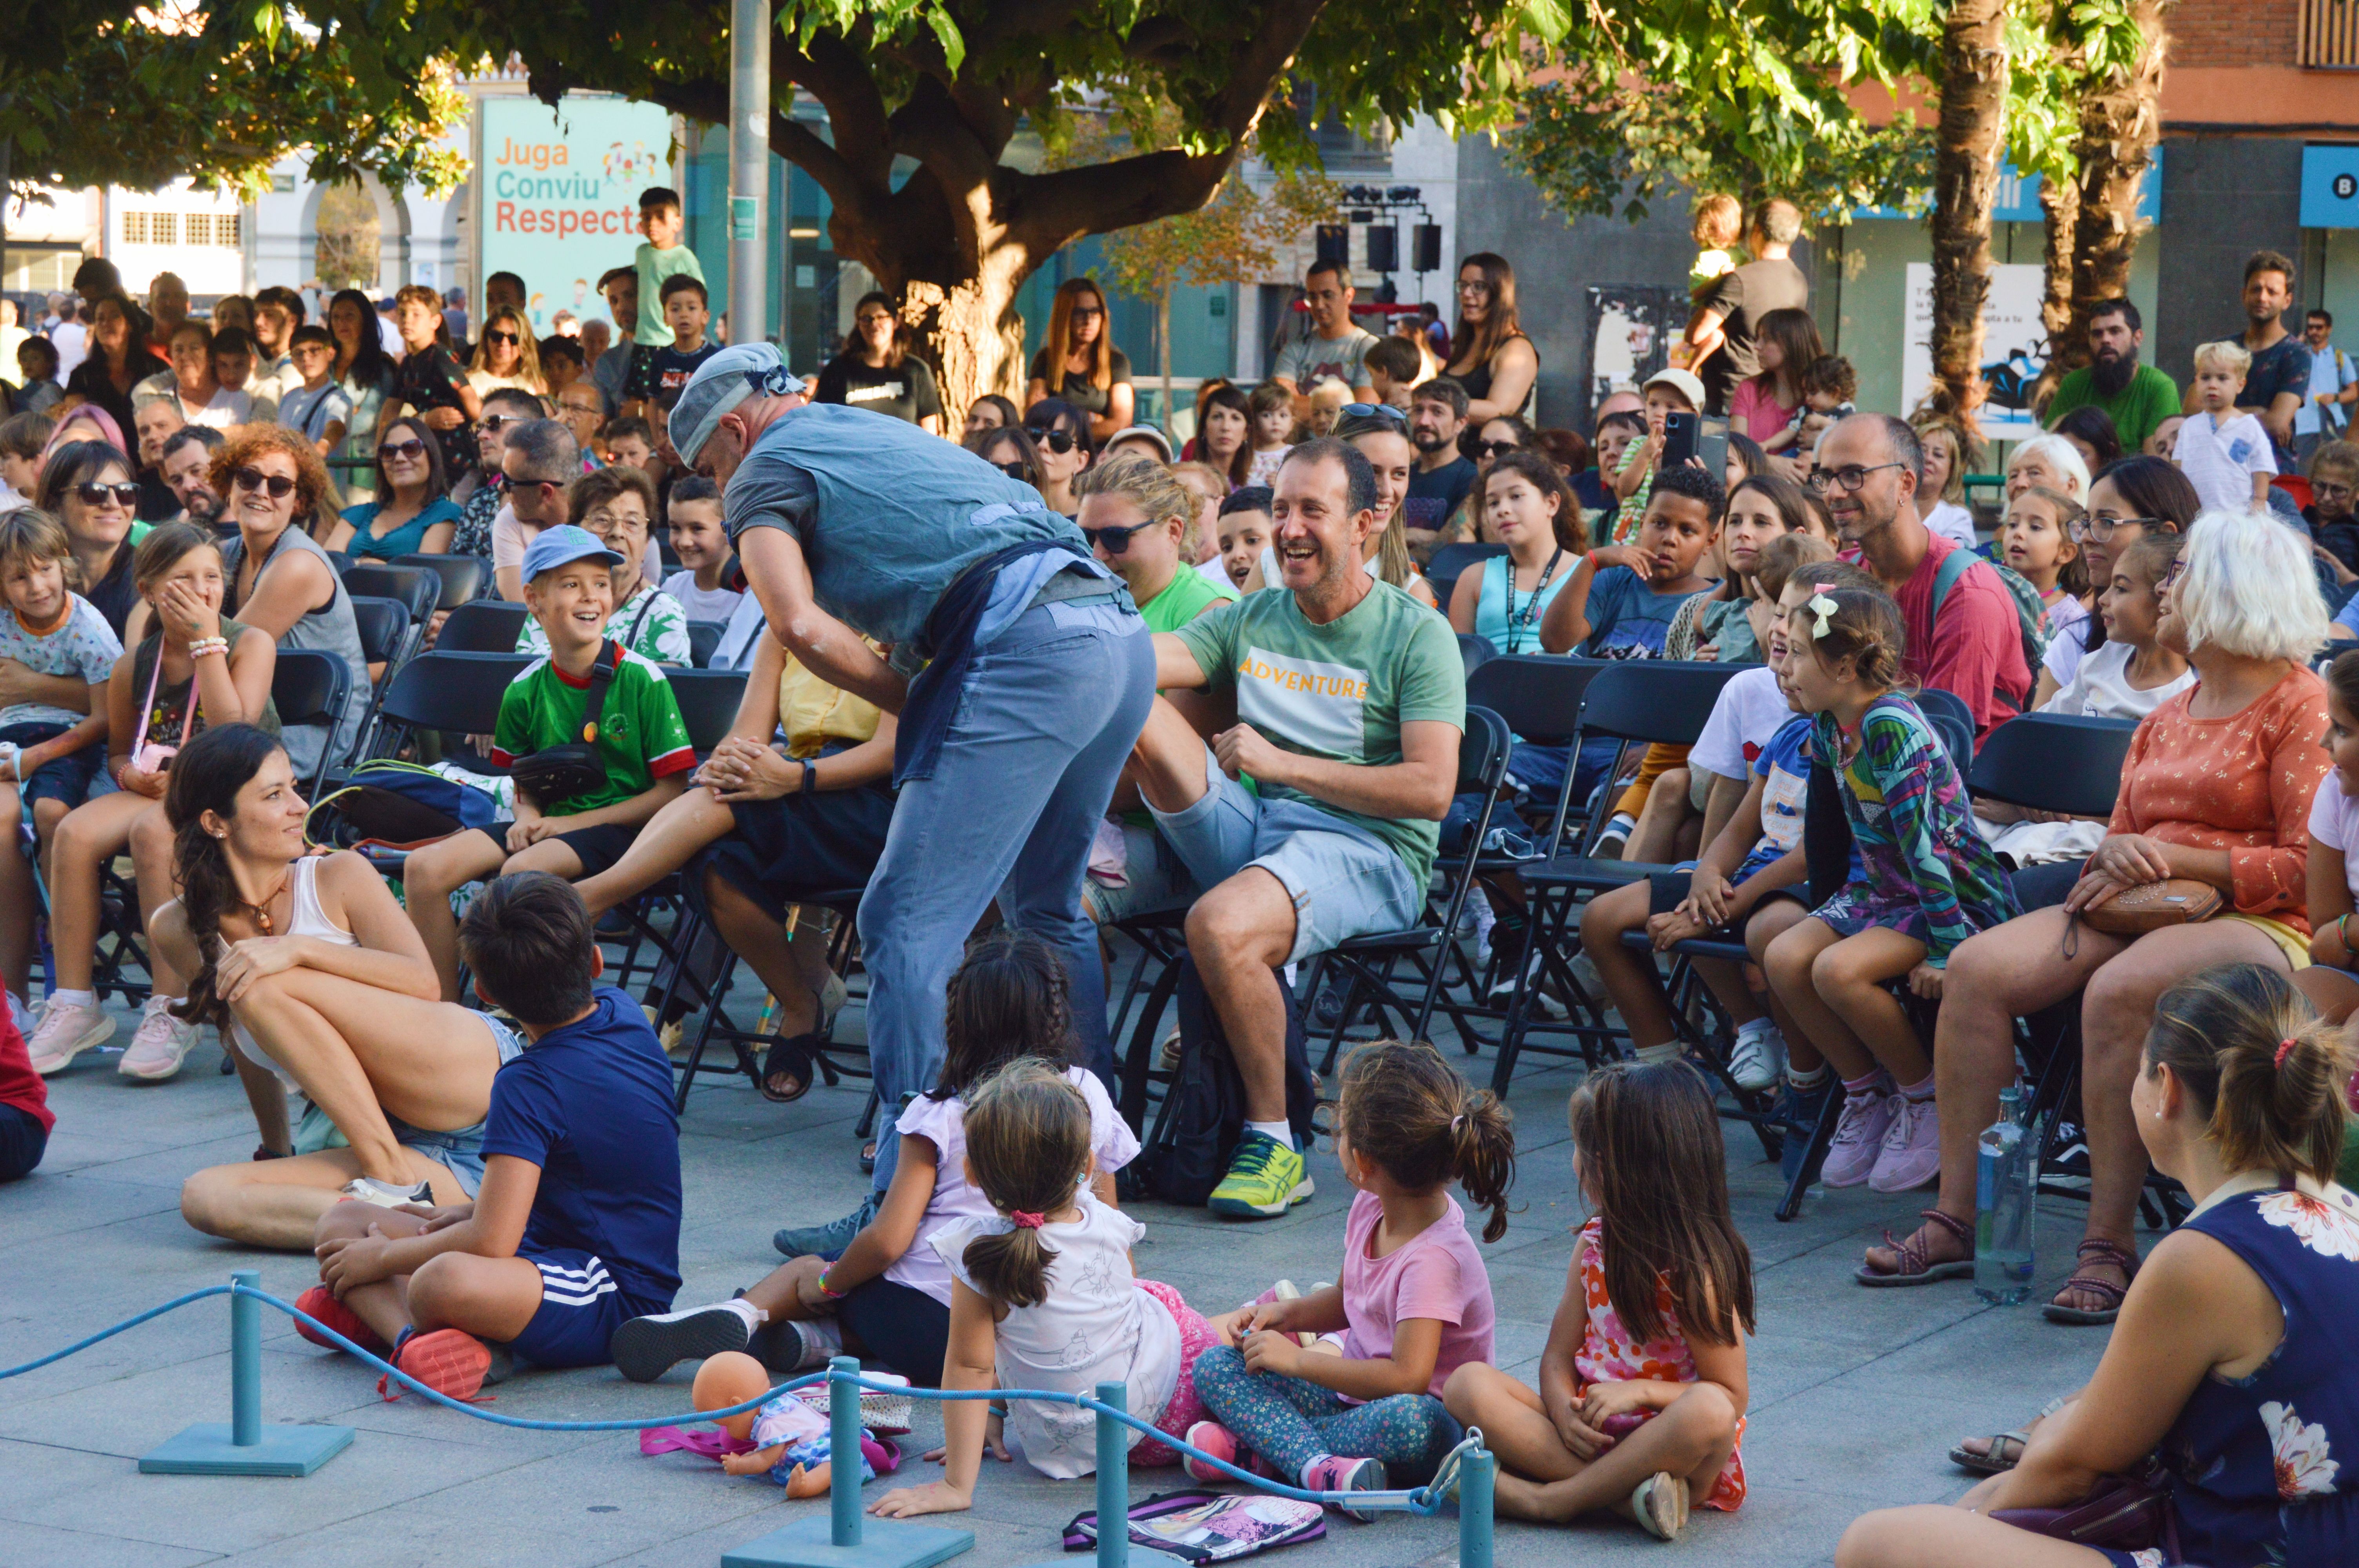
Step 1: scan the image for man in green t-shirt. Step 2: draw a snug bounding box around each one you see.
[404,525,696,1001]
[1133,438,1465,1218]
[2043,299,2180,453]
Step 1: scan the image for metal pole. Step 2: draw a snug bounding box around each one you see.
[727,0,771,348]
[1094,1383,1128,1568]
[1457,1445,1494,1568]
[230,1270,262,1449]
[828,1356,863,1548]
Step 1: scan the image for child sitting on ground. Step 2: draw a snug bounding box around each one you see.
[306,871,684,1399]
[660,475,743,624]
[1185,1041,1516,1519]
[403,524,695,1002]
[869,1059,1220,1514]
[1763,581,2020,1196]
[1444,1062,1751,1541]
[607,928,1139,1389]
[2175,339,2277,513]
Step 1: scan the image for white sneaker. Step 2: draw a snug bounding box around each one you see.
[119,997,200,1081]
[27,997,114,1074]
[340,1176,434,1208]
[1727,1018,1789,1092]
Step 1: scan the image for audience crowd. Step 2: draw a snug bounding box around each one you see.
[4,199,2358,1561]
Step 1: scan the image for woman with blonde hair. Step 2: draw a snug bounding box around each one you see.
[1025,278,1133,444]
[1910,411,1984,549]
[465,305,546,398]
[1444,253,1538,423]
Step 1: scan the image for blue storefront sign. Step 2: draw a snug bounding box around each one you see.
[1852,151,2163,225]
[2302,145,2359,229]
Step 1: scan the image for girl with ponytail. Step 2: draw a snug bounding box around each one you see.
[1841,961,2359,1568]
[1184,1041,1516,1521]
[869,1059,1223,1517]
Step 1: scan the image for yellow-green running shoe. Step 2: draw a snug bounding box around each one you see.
[1208,1131,1314,1218]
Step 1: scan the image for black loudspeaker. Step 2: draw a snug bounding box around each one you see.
[1363,224,1399,274]
[1314,224,1350,269]
[1412,223,1443,273]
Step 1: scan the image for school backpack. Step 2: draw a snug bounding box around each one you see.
[307,759,503,848]
[1936,546,2048,697]
[1138,958,1318,1207]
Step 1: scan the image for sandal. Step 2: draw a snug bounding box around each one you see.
[1629,1471,1690,1541]
[754,1032,819,1105]
[2042,1237,2140,1325]
[1948,1396,2069,1475]
[1855,1208,1976,1287]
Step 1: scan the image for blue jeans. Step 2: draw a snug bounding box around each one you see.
[860,600,1155,1195]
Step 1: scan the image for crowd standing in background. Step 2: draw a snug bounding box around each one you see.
[7,192,2359,1561]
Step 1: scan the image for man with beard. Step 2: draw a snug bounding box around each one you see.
[1401,375,1478,558]
[2043,299,2179,453]
[158,426,227,527]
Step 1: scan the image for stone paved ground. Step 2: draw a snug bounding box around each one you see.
[0,974,2116,1566]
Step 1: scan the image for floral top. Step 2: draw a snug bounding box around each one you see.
[2140,1176,2359,1567]
[1572,1216,1745,1510]
[515,581,691,666]
[2108,668,2331,931]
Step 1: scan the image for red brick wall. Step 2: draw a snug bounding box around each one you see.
[2169,0,2300,68]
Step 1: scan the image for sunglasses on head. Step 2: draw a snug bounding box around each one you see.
[378,437,427,462]
[1081,521,1154,554]
[484,329,520,345]
[1342,402,1406,423]
[1026,425,1078,455]
[74,481,140,508]
[231,466,297,499]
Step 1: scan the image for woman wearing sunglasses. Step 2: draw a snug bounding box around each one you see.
[1022,397,1094,517]
[213,427,372,778]
[1025,279,1133,445]
[465,305,546,398]
[35,439,145,637]
[963,423,1043,490]
[322,416,461,561]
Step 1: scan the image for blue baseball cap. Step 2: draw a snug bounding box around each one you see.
[520,524,625,583]
[672,343,809,468]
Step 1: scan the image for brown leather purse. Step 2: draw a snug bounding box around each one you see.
[2079,878,2225,936]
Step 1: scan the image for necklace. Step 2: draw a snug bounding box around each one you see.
[236,869,294,935]
[1501,546,1564,654]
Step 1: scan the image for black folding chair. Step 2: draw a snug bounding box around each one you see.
[344,595,411,758]
[598,669,749,994]
[1916,687,1977,771]
[1425,543,1509,604]
[392,553,488,611]
[1456,633,1496,680]
[341,563,440,655]
[687,620,727,670]
[354,650,530,764]
[436,600,530,654]
[270,650,353,797]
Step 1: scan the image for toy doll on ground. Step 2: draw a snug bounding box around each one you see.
[655,1350,891,1494]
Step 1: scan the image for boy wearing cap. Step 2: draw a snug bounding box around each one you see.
[1603,367,1706,546]
[403,525,697,1002]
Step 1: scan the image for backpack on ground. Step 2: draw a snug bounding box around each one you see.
[1938,546,2048,693]
[1062,1491,1326,1563]
[1138,957,1318,1207]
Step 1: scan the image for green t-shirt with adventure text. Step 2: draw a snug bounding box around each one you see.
[492,647,698,816]
[1174,579,1465,886]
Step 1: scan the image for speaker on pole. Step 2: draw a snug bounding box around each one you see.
[1412,223,1443,273]
[1314,224,1350,270]
[1363,224,1399,274]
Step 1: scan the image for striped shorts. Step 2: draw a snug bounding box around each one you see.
[507,1248,652,1369]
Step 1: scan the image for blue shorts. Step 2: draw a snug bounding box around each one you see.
[0,720,104,813]
[506,1248,659,1369]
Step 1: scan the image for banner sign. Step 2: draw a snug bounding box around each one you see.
[1902,262,2047,439]
[479,95,672,334]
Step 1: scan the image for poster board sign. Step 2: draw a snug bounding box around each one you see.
[478,95,672,334]
[1579,285,1690,416]
[1902,262,2046,439]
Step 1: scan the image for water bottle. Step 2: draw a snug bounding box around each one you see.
[1974,1086,2037,1305]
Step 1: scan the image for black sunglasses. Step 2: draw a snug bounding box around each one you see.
[231,466,297,499]
[378,437,427,462]
[991,459,1031,481]
[1474,439,1520,458]
[484,329,520,345]
[74,481,140,508]
[1081,522,1155,554]
[1026,425,1078,455]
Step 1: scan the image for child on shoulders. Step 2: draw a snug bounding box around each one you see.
[307,872,684,1398]
[1445,1062,1751,1541]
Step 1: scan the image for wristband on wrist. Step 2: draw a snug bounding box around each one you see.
[815,1272,847,1301]
[2340,912,2352,955]
[187,635,229,659]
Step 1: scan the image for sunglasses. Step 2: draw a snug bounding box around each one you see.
[1474,439,1520,458]
[484,329,520,346]
[1081,522,1155,554]
[378,437,428,462]
[991,460,1031,481]
[1026,426,1078,455]
[1343,403,1406,423]
[231,467,298,499]
[481,412,529,433]
[74,481,140,508]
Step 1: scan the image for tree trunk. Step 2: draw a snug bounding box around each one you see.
[1926,0,2011,422]
[2030,163,2081,414]
[2066,0,2172,347]
[1157,287,1176,438]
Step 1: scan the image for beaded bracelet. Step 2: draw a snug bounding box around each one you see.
[815,1272,848,1301]
[187,636,230,659]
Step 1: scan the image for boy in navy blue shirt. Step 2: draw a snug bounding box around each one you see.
[310,873,682,1399]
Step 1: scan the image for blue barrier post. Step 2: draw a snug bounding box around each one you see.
[722,1358,975,1568]
[1458,1444,1495,1568]
[1094,1383,1127,1568]
[139,1271,354,1477]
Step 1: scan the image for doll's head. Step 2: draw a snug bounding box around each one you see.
[694,1350,771,1441]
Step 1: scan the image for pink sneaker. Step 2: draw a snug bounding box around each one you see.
[1300,1454,1387,1521]
[119,998,199,1081]
[1183,1421,1239,1484]
[1819,1082,1898,1188]
[26,998,113,1075]
[1869,1092,1944,1192]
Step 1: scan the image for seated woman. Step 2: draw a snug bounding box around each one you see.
[2032,456,2201,710]
[26,524,279,1082]
[1859,510,2333,1321]
[514,466,689,665]
[569,622,896,1102]
[158,724,517,1249]
[1838,963,2359,1568]
[320,414,462,560]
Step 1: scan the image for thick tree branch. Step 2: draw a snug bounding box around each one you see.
[779,30,896,188]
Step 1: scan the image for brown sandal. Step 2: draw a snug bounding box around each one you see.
[1856,1208,1976,1287]
[2042,1237,2139,1325]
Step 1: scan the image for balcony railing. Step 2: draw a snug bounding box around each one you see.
[2302,0,2359,67]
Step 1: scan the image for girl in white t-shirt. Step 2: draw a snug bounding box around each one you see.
[608,929,1140,1388]
[871,1060,1221,1514]
[2000,485,2091,684]
[2294,651,2359,1036]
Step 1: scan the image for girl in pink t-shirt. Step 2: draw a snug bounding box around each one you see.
[1184,1041,1515,1519]
[1445,1061,1752,1543]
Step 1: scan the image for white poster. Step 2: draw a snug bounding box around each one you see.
[1903,262,2046,439]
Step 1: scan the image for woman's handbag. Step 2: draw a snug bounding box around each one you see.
[2079,877,2224,937]
[508,639,617,809]
[1992,1461,2177,1554]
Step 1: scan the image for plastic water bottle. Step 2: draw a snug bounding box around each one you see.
[1974,1086,2036,1305]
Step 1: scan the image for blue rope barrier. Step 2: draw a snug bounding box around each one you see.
[0,1284,231,1378]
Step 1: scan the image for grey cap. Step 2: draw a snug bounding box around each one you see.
[671,343,809,469]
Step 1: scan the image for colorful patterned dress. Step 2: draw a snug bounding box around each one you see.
[2094,1177,2359,1567]
[1572,1216,1747,1510]
[1809,693,2018,965]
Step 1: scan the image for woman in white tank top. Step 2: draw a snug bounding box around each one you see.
[149,724,520,1253]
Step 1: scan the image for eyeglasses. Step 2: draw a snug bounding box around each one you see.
[481,413,526,433]
[378,437,427,462]
[1026,426,1078,455]
[991,460,1031,481]
[1341,403,1405,423]
[1475,439,1520,459]
[231,467,298,499]
[484,329,520,346]
[1081,522,1155,554]
[1805,462,1907,495]
[2315,481,2356,502]
[2070,514,2165,542]
[2160,558,2188,591]
[74,481,140,508]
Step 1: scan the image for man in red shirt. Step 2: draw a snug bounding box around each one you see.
[1812,413,2029,744]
